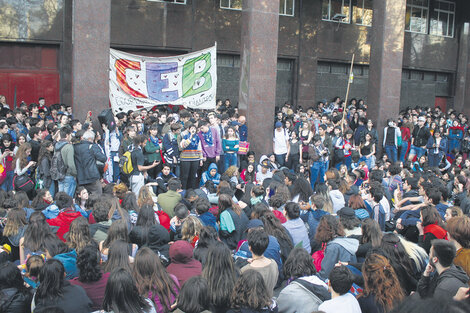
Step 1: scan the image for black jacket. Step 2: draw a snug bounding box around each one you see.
[73,141,107,185]
[34,281,92,313]
[417,264,469,299]
[0,287,32,313]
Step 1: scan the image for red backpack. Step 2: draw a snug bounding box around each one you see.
[312,243,326,272]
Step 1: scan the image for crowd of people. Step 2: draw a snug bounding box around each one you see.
[0,95,469,313]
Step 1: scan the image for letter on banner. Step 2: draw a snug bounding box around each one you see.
[115,59,146,98]
[182,53,212,98]
[146,62,179,102]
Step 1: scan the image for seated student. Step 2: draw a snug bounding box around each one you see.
[240,229,279,295]
[447,216,470,275]
[88,199,112,243]
[172,276,211,313]
[200,163,221,187]
[42,233,78,280]
[235,219,282,272]
[170,202,190,241]
[277,248,330,313]
[318,265,361,313]
[22,254,44,289]
[417,239,469,300]
[146,164,177,195]
[283,202,311,253]
[0,261,32,313]
[195,198,218,232]
[157,178,182,219]
[46,192,82,241]
[167,240,202,287]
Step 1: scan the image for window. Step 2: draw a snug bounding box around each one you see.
[430,0,455,37]
[353,0,373,26]
[405,0,429,33]
[147,0,186,4]
[220,0,242,10]
[220,0,294,16]
[322,0,351,23]
[279,0,294,16]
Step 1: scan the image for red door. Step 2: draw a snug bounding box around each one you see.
[435,97,447,113]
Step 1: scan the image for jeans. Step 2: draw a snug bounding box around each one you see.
[428,153,442,168]
[58,175,77,198]
[384,145,397,163]
[224,153,237,171]
[275,153,286,167]
[399,141,409,163]
[180,160,200,190]
[310,161,326,190]
[49,182,56,198]
[286,153,300,171]
[1,171,14,192]
[409,145,426,160]
[359,156,375,170]
[336,155,352,170]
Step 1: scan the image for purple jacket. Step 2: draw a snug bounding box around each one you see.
[198,127,222,158]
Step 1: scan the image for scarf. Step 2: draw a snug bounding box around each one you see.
[250,195,263,206]
[149,135,159,146]
[423,223,448,240]
[202,129,214,146]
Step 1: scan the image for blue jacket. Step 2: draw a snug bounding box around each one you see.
[283,218,311,253]
[198,212,218,232]
[200,163,221,186]
[318,237,359,281]
[54,249,78,280]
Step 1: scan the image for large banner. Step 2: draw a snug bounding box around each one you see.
[109,45,217,114]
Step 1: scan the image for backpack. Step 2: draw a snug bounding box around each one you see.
[50,145,67,181]
[120,150,134,175]
[312,242,326,272]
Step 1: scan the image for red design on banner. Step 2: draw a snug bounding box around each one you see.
[115,59,146,98]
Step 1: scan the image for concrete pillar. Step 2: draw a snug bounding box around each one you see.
[71,0,111,120]
[238,0,280,157]
[454,23,470,117]
[367,0,406,153]
[296,0,320,110]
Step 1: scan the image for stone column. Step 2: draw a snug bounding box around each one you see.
[71,0,111,121]
[296,0,320,109]
[367,0,406,153]
[238,0,279,157]
[454,23,470,117]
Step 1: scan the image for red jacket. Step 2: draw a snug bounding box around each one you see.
[47,209,82,241]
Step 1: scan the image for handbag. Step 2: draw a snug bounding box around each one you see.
[312,242,326,272]
[0,164,6,185]
[238,141,250,155]
[13,174,34,192]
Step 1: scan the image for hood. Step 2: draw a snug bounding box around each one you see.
[54,249,78,280]
[329,190,344,200]
[147,224,170,247]
[259,155,269,164]
[169,240,194,263]
[439,265,469,285]
[55,140,68,150]
[208,163,218,173]
[330,237,359,255]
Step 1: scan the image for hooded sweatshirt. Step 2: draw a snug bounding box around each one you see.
[166,240,202,286]
[146,224,171,266]
[318,237,359,281]
[200,163,221,187]
[329,190,345,214]
[417,264,469,299]
[54,249,78,280]
[47,208,82,241]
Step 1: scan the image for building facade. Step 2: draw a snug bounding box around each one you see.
[0,0,469,116]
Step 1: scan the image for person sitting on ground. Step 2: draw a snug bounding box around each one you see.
[318,265,361,313]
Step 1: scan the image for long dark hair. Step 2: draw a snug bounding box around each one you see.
[133,247,179,313]
[0,261,29,293]
[23,211,52,252]
[361,218,383,247]
[259,211,294,262]
[77,244,102,283]
[283,247,316,280]
[36,259,65,302]
[202,241,238,309]
[380,233,415,276]
[102,268,151,313]
[103,219,129,249]
[135,204,157,228]
[103,240,132,273]
[230,270,272,310]
[37,140,53,165]
[176,276,210,313]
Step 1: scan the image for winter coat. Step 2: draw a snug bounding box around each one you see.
[54,249,78,280]
[417,264,469,299]
[33,281,92,313]
[166,240,202,286]
[0,287,32,313]
[73,141,107,185]
[70,271,110,311]
[89,220,112,243]
[157,190,182,218]
[55,140,77,177]
[283,218,311,253]
[200,163,221,187]
[318,237,359,281]
[277,275,330,313]
[47,208,82,241]
[147,224,171,266]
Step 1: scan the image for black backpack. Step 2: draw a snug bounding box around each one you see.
[50,145,68,181]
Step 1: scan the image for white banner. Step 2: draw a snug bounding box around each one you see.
[109,45,217,114]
